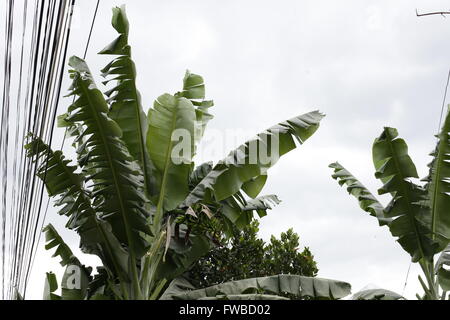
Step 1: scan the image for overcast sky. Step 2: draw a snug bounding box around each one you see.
[24,0,450,299]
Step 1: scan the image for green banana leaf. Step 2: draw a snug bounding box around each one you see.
[183,111,325,206]
[25,137,129,278]
[242,175,268,199]
[178,70,214,150]
[66,56,151,259]
[43,225,91,300]
[242,195,281,211]
[147,70,214,232]
[161,274,351,300]
[147,93,197,230]
[330,162,391,226]
[423,106,450,250]
[99,6,156,196]
[242,194,281,218]
[43,225,82,267]
[372,127,438,262]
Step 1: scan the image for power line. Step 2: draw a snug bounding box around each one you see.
[25,0,101,298]
[23,0,77,297]
[0,0,78,299]
[437,69,450,136]
[0,0,15,300]
[83,0,100,61]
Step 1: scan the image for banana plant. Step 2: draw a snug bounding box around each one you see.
[26,6,328,300]
[330,107,450,300]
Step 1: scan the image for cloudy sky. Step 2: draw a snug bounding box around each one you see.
[23,0,450,299]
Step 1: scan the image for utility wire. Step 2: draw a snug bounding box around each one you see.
[23,0,75,297]
[437,69,450,135]
[83,0,100,61]
[0,0,15,300]
[25,0,101,298]
[0,0,78,299]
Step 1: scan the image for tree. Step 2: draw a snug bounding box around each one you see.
[25,6,346,300]
[187,221,318,290]
[330,107,450,300]
[265,228,318,278]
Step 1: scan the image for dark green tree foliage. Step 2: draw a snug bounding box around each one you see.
[188,221,318,289]
[265,228,317,277]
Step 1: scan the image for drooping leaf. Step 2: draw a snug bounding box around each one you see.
[372,127,439,262]
[43,225,91,300]
[242,194,281,218]
[423,106,450,250]
[57,115,92,169]
[189,162,213,189]
[25,136,83,198]
[99,6,156,196]
[351,289,404,300]
[215,190,272,230]
[329,162,391,226]
[161,274,351,300]
[98,6,129,55]
[183,111,325,206]
[66,56,151,258]
[242,195,281,211]
[26,137,129,278]
[43,224,81,267]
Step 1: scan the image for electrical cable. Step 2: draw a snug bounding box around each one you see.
[0,0,78,299]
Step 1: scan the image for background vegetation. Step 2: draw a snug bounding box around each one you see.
[188,221,318,289]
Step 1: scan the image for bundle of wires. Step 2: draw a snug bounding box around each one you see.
[0,0,76,300]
